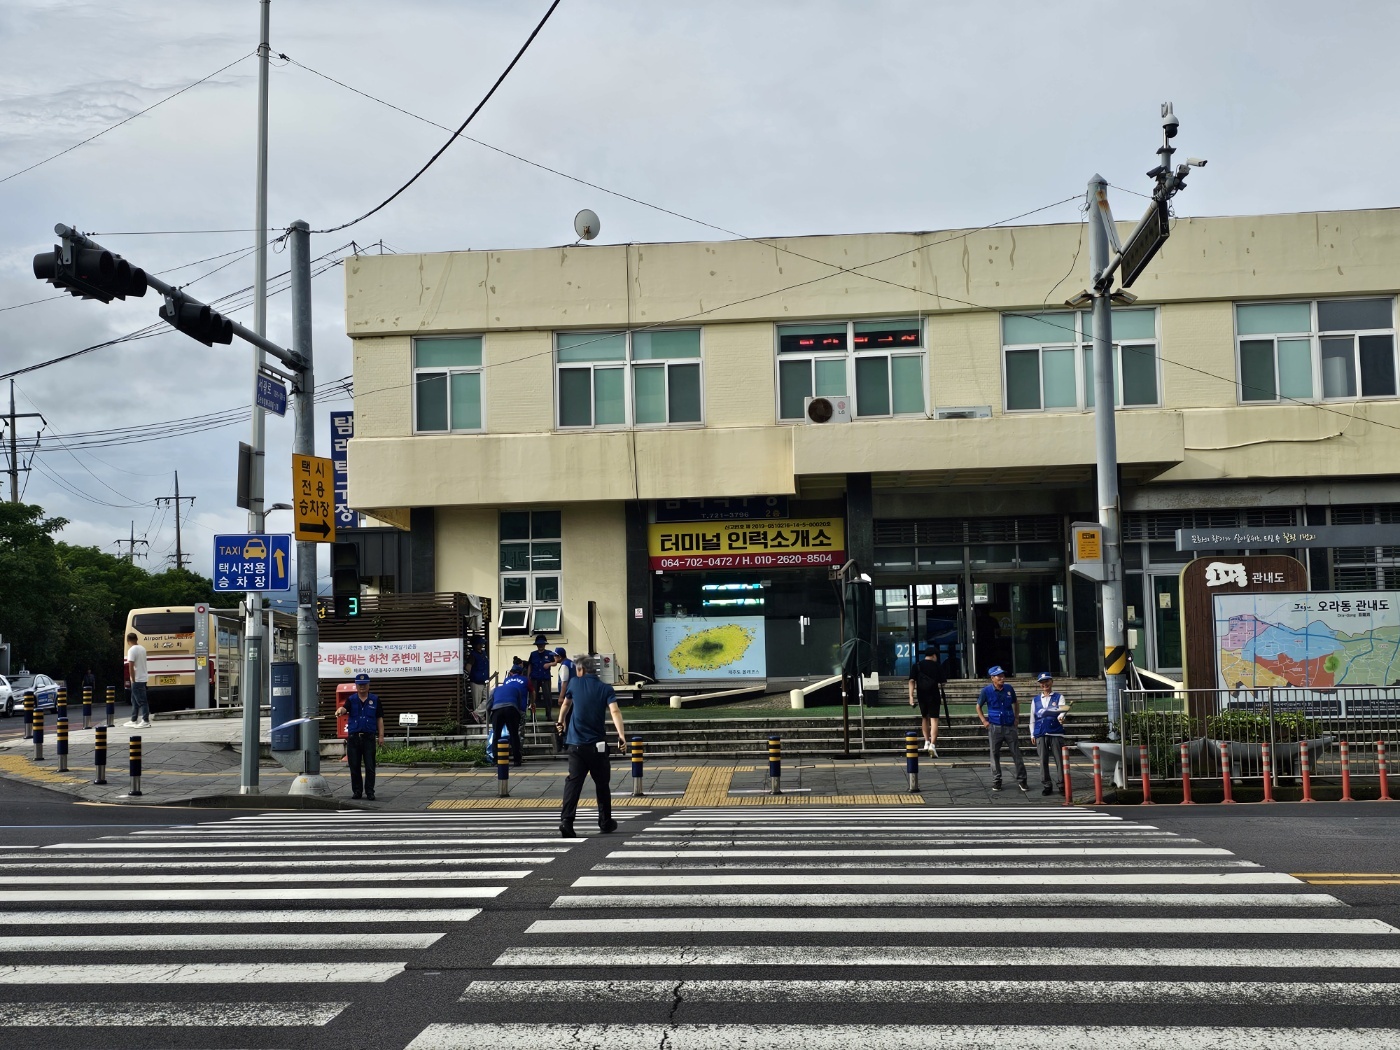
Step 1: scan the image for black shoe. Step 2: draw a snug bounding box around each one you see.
[992,781,1003,791]
[366,793,375,801]
[512,760,523,767]
[1018,781,1029,793]
[352,793,362,799]
[599,818,618,834]
[559,825,576,838]
[1041,783,1054,796]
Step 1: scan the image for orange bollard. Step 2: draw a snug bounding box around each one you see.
[1179,740,1195,805]
[1139,743,1155,805]
[1299,740,1315,802]
[1220,741,1235,804]
[1379,741,1393,802]
[1061,744,1072,806]
[1260,741,1275,803]
[1340,740,1353,802]
[1091,745,1104,806]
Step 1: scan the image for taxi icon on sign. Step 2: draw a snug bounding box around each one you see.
[243,537,268,560]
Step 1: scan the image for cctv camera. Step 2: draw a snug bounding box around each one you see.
[1186,157,1207,168]
[1161,101,1179,138]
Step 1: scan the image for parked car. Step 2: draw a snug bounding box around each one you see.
[4,672,58,713]
[0,676,12,717]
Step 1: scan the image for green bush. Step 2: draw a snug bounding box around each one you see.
[376,743,487,766]
[1204,710,1320,743]
[1123,710,1199,775]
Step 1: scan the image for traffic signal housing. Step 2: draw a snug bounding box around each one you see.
[331,542,361,620]
[161,293,233,346]
[33,242,147,303]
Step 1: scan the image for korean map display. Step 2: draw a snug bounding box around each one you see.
[1214,590,1400,689]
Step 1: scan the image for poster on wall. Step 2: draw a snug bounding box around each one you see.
[318,638,462,679]
[654,616,767,680]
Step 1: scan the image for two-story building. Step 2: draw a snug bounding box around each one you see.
[341,207,1400,686]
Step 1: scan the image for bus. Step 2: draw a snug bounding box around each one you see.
[123,606,295,711]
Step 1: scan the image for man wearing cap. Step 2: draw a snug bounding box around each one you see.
[489,663,531,767]
[335,673,385,800]
[527,634,558,720]
[977,665,1027,792]
[1031,672,1072,795]
[467,636,490,722]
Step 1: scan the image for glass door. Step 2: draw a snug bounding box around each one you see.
[915,582,967,679]
[1151,574,1183,672]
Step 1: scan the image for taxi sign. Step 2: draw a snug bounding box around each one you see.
[212,533,292,592]
[292,453,336,543]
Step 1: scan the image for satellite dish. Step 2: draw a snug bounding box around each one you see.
[574,209,601,241]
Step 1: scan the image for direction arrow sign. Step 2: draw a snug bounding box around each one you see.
[292,453,337,543]
[212,533,292,592]
[255,373,287,416]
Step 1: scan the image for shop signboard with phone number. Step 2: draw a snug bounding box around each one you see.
[648,518,845,571]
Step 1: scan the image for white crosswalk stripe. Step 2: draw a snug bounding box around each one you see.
[443,805,1400,1050]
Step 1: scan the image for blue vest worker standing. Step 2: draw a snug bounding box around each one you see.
[336,672,385,801]
[1030,672,1071,795]
[527,634,557,719]
[976,665,1026,792]
[555,657,627,838]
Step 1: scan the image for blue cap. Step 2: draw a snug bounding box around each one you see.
[987,665,1006,677]
[353,672,371,685]
[534,634,548,645]
[1037,672,1054,682]
[554,647,567,657]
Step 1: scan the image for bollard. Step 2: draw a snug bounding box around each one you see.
[496,737,511,797]
[32,712,44,762]
[1179,740,1194,805]
[1260,741,1275,803]
[56,716,69,773]
[82,686,92,730]
[768,735,782,795]
[93,726,108,785]
[631,737,645,797]
[128,735,142,796]
[1300,739,1315,802]
[1138,743,1154,805]
[1379,741,1393,802]
[1091,744,1104,806]
[56,684,67,723]
[1340,740,1353,802]
[1062,744,1073,806]
[905,732,920,793]
[105,685,115,728]
[22,692,34,740]
[1220,741,1235,804]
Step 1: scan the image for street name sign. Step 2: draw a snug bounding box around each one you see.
[292,453,336,543]
[255,373,287,416]
[1175,523,1400,552]
[213,533,291,593]
[1119,198,1170,288]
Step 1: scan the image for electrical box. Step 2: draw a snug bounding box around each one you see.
[595,653,618,684]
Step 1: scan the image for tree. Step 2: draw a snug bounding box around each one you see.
[0,503,71,670]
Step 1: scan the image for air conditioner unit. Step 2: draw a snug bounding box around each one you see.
[803,395,852,424]
[934,405,992,420]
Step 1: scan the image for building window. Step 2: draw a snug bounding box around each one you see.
[499,510,561,635]
[413,337,483,432]
[556,329,702,428]
[776,319,925,420]
[1236,298,1397,403]
[1000,309,1160,412]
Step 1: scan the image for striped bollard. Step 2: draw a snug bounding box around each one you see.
[93,726,108,785]
[128,736,143,797]
[630,737,645,797]
[1340,740,1353,802]
[56,684,67,723]
[105,686,115,728]
[1378,741,1393,802]
[1260,741,1275,803]
[1300,740,1315,802]
[22,693,34,740]
[1179,740,1194,805]
[82,686,92,730]
[905,732,920,793]
[1061,744,1073,806]
[1091,744,1104,805]
[496,737,511,797]
[1138,743,1154,805]
[56,716,69,773]
[31,712,44,762]
[1220,741,1235,804]
[768,736,782,795]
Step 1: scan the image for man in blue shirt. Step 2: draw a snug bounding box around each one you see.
[467,636,490,721]
[1031,672,1072,795]
[335,672,385,800]
[527,634,558,720]
[489,666,531,767]
[977,665,1027,792]
[555,655,627,838]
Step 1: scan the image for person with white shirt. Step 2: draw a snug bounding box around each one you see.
[124,632,151,728]
[1030,671,1071,795]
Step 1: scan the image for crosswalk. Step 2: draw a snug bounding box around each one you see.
[0,809,615,1043]
[415,807,1400,1049]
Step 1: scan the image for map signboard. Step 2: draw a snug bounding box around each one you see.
[653,616,767,681]
[1213,590,1400,690]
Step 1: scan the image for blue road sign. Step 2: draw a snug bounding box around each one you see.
[255,373,287,416]
[213,533,292,592]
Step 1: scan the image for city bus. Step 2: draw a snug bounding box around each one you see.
[123,606,295,711]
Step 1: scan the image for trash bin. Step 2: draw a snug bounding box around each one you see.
[270,662,298,751]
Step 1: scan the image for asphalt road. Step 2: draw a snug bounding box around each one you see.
[0,792,1397,1048]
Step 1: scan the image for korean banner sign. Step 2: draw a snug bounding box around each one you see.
[647,518,845,571]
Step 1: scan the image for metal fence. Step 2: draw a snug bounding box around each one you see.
[1120,686,1400,788]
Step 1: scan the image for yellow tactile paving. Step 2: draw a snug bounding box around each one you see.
[0,754,89,786]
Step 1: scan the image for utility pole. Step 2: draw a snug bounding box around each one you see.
[114,522,149,564]
[5,380,43,503]
[155,471,195,571]
[1073,103,1203,742]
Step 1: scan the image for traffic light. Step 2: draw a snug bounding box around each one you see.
[33,240,147,303]
[331,542,361,620]
[160,292,233,346]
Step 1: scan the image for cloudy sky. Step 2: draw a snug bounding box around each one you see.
[1,0,1396,583]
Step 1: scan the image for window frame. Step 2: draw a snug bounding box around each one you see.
[553,328,705,430]
[412,335,486,434]
[498,510,563,636]
[999,308,1162,414]
[1233,297,1399,405]
[774,318,928,421]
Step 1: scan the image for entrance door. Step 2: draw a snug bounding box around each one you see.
[1151,574,1183,672]
[915,583,967,680]
[972,577,1065,678]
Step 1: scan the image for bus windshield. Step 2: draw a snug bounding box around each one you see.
[131,612,195,636]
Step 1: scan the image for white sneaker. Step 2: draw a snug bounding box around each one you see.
[122,720,139,727]
[930,744,939,757]
[138,720,152,728]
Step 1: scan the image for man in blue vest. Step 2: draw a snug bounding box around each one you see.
[527,634,558,720]
[555,655,627,838]
[977,665,1027,792]
[1031,671,1072,795]
[489,665,531,766]
[335,672,385,800]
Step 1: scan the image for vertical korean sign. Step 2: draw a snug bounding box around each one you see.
[329,411,358,530]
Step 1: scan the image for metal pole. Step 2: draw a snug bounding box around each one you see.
[240,0,272,795]
[8,380,17,502]
[1088,175,1126,741]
